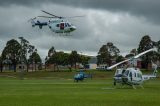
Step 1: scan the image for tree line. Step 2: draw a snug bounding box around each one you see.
[0,37,90,72]
[0,35,159,72]
[45,47,90,71]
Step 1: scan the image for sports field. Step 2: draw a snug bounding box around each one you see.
[0,71,160,106]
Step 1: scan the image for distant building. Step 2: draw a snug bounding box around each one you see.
[96,64,108,70]
[16,64,27,71]
[85,56,97,69]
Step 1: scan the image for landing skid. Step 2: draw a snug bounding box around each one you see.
[113,82,144,89]
[60,33,71,36]
[132,85,136,89]
[55,32,72,36]
[132,84,144,89]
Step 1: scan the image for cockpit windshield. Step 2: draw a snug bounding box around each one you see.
[124,70,129,76]
[67,23,71,27]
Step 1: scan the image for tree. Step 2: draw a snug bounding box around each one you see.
[138,35,154,52]
[48,46,56,57]
[62,53,71,70]
[156,40,160,60]
[155,40,160,53]
[28,45,35,57]
[27,45,35,71]
[152,40,160,62]
[130,49,137,55]
[46,46,57,71]
[125,49,138,59]
[18,37,30,71]
[97,45,110,65]
[46,51,67,71]
[137,35,154,68]
[62,53,70,66]
[0,56,3,72]
[69,51,80,69]
[1,39,21,72]
[97,42,120,66]
[46,49,90,71]
[53,51,69,71]
[80,55,90,67]
[45,56,48,71]
[116,55,125,63]
[52,51,64,71]
[18,37,40,71]
[28,50,42,71]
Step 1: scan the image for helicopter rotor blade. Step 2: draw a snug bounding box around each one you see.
[66,15,85,18]
[28,17,36,22]
[41,10,84,19]
[107,47,157,70]
[107,59,131,70]
[41,10,61,18]
[134,48,157,58]
[38,16,56,18]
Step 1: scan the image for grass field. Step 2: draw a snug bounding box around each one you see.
[0,71,160,106]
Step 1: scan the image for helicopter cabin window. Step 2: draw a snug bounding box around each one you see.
[129,72,133,81]
[56,24,59,27]
[65,23,68,27]
[129,72,132,77]
[140,74,142,79]
[122,70,125,74]
[60,23,64,30]
[67,23,71,27]
[137,73,142,78]
[135,73,136,77]
[124,70,129,76]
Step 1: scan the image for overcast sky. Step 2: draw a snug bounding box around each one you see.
[0,0,160,61]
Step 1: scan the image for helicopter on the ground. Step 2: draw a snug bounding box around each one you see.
[74,70,92,82]
[29,10,84,34]
[107,48,158,89]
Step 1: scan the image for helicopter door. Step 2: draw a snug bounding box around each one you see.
[60,23,64,30]
[129,72,132,81]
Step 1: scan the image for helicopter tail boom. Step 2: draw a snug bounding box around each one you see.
[34,21,48,29]
[29,19,48,29]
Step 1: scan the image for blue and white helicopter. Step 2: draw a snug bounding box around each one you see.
[74,70,92,82]
[29,10,83,34]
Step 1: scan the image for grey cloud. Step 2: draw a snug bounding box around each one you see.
[1,0,160,24]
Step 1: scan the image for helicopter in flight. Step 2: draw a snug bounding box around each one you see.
[29,10,84,34]
[107,47,158,89]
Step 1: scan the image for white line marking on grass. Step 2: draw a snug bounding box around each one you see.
[0,75,17,78]
[102,87,115,90]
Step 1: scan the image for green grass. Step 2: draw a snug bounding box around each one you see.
[0,71,160,106]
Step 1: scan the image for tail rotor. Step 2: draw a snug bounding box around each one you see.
[151,60,158,76]
[28,17,36,27]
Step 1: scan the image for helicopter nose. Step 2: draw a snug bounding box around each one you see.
[70,26,76,31]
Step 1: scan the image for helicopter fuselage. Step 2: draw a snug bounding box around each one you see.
[48,19,76,33]
[114,68,143,86]
[31,19,76,34]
